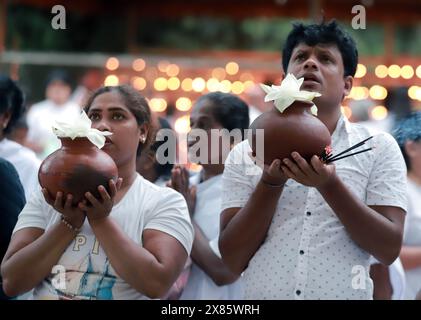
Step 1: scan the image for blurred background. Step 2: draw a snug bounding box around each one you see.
[0,0,420,149]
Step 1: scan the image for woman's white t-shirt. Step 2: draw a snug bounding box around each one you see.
[13,173,194,300]
[180,173,243,300]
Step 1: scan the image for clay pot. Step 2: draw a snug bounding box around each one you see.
[248,101,331,165]
[38,137,118,206]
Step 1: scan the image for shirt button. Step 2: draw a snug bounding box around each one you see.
[296,290,301,295]
[306,211,311,216]
[299,250,304,255]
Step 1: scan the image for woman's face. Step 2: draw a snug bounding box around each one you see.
[188,100,225,165]
[87,91,146,167]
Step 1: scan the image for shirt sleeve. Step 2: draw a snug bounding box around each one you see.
[144,188,194,255]
[13,187,49,234]
[365,133,408,212]
[221,141,259,211]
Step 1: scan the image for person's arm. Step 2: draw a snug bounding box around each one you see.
[1,224,77,297]
[400,246,421,270]
[190,222,238,286]
[370,263,393,300]
[88,217,188,298]
[282,152,405,265]
[81,179,192,298]
[1,191,85,297]
[168,166,242,284]
[219,159,287,275]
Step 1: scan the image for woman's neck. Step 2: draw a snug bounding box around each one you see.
[117,160,138,190]
[200,164,224,182]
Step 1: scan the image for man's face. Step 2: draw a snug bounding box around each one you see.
[46,80,71,105]
[286,43,353,110]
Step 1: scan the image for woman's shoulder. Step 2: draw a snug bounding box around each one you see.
[136,174,185,205]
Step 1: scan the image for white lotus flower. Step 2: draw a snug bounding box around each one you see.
[52,111,112,149]
[260,73,321,116]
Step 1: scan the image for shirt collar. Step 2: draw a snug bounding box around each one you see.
[331,113,351,144]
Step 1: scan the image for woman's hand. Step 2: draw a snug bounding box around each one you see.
[42,189,86,229]
[168,165,196,216]
[281,152,336,188]
[79,178,123,225]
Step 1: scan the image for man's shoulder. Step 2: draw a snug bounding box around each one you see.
[227,140,251,163]
[28,100,51,113]
[347,121,399,154]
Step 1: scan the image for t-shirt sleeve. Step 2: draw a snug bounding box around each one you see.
[221,141,258,211]
[366,133,407,211]
[13,187,49,234]
[144,188,194,255]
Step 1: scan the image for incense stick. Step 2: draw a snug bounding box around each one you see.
[326,148,373,163]
[326,136,374,161]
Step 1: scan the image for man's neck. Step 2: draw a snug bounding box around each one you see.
[317,108,342,135]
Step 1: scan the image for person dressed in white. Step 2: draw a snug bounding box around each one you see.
[26,70,81,159]
[369,256,406,300]
[0,75,40,200]
[218,21,407,300]
[1,85,193,300]
[169,92,249,300]
[359,104,406,300]
[393,112,421,299]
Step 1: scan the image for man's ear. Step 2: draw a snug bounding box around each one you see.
[343,75,353,97]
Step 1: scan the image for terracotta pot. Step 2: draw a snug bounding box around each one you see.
[248,101,331,165]
[38,137,118,206]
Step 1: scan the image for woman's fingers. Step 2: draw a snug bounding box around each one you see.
[54,191,64,209]
[64,194,73,211]
[99,184,112,202]
[85,191,101,207]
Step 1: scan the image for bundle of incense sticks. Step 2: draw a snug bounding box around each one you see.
[321,136,374,164]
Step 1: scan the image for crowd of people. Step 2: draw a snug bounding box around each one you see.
[0,20,420,300]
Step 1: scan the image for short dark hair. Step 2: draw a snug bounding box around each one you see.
[195,92,250,138]
[0,75,25,134]
[84,85,152,156]
[149,117,174,178]
[282,20,358,77]
[393,111,421,171]
[46,69,72,88]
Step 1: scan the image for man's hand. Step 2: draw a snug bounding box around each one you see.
[248,152,288,187]
[281,151,336,188]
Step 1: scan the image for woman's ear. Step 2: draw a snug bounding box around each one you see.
[0,111,12,130]
[139,123,150,144]
[343,75,353,97]
[405,140,417,158]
